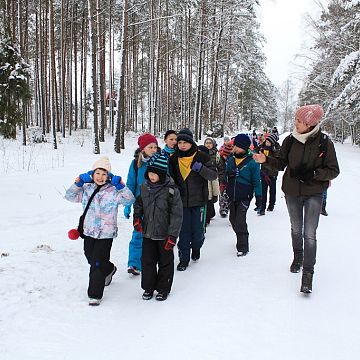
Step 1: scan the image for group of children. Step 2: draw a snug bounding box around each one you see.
[65,109,338,304]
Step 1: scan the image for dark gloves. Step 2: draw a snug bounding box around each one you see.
[164,236,176,251]
[254,195,262,212]
[133,218,143,232]
[212,196,218,204]
[108,173,125,190]
[290,166,315,183]
[75,171,94,187]
[124,205,131,219]
[192,161,203,173]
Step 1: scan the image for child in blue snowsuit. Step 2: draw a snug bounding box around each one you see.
[124,133,159,275]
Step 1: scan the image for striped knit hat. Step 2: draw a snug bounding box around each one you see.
[266,133,279,146]
[146,153,168,183]
[219,142,233,158]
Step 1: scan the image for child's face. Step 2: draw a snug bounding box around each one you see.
[148,171,160,183]
[165,134,177,149]
[265,140,271,147]
[232,145,246,154]
[143,143,158,157]
[204,140,213,150]
[177,140,192,151]
[93,168,108,185]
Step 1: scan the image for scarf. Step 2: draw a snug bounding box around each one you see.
[292,123,320,144]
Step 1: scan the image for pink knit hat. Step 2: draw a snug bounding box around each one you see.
[295,104,324,127]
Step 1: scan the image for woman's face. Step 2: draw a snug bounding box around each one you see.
[295,117,312,134]
[93,169,108,185]
[165,134,177,149]
[143,143,158,157]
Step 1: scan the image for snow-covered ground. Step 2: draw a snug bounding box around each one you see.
[0,134,359,360]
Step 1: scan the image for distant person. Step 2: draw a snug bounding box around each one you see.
[65,157,135,306]
[253,104,340,294]
[133,153,183,301]
[255,133,280,215]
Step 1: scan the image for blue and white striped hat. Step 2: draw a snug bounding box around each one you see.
[147,152,168,174]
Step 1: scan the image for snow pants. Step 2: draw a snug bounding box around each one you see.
[260,174,277,211]
[229,200,250,253]
[83,236,114,300]
[285,194,322,273]
[128,229,143,271]
[178,206,205,264]
[141,237,174,294]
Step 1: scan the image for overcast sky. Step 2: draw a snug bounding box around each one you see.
[258,0,327,88]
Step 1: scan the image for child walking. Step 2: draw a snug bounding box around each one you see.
[169,128,217,271]
[124,133,159,275]
[133,153,183,301]
[65,156,135,306]
[224,134,262,256]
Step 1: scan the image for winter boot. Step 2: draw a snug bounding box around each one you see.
[142,290,154,300]
[300,271,313,293]
[267,204,274,211]
[127,266,141,276]
[155,292,168,301]
[191,249,200,261]
[290,252,303,273]
[177,262,188,271]
[88,298,102,306]
[321,201,328,216]
[105,265,117,286]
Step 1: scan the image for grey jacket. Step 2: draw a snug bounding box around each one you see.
[133,177,183,241]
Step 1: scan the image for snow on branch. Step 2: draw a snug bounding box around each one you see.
[331,50,360,86]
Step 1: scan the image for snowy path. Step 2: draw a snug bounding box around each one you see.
[0,138,359,359]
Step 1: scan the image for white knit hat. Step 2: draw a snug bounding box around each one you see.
[92,156,111,172]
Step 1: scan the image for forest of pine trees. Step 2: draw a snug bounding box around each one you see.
[0,0,359,151]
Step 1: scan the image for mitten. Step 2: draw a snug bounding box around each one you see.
[192,161,203,173]
[124,205,131,219]
[110,174,125,190]
[75,171,94,187]
[164,236,176,251]
[212,196,218,204]
[133,218,143,232]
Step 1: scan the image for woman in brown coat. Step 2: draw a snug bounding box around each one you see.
[253,104,340,294]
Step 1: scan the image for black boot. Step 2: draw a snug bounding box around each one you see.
[290,252,303,273]
[300,271,313,293]
[321,201,328,216]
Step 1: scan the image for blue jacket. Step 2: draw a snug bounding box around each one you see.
[225,153,262,201]
[126,151,147,198]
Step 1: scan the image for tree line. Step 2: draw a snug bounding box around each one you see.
[0,0,278,153]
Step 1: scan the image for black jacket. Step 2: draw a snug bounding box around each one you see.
[133,177,183,240]
[169,150,217,208]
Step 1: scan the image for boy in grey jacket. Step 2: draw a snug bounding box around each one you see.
[133,153,183,301]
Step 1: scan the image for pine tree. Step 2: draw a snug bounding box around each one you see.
[0,38,31,139]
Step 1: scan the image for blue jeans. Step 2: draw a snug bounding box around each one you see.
[178,206,205,264]
[285,194,322,272]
